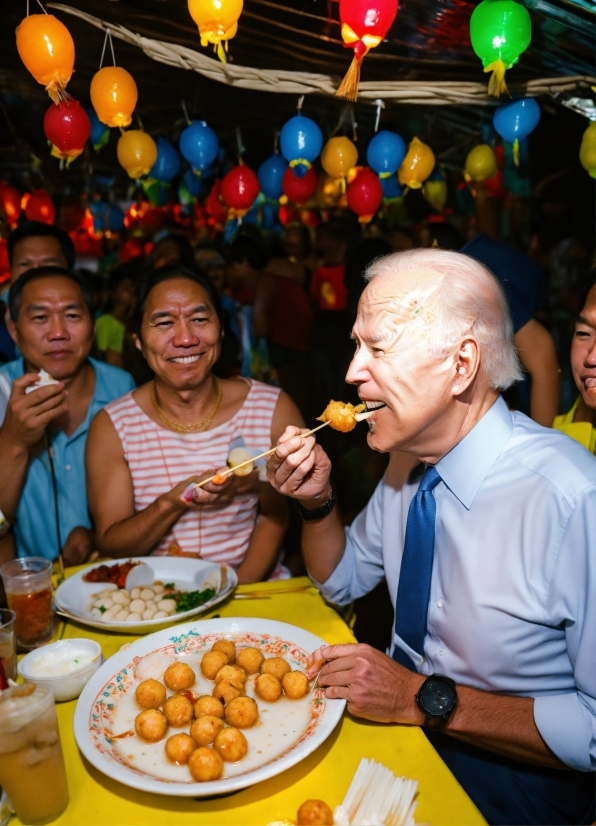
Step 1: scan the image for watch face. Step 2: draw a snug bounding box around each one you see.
[420,677,457,716]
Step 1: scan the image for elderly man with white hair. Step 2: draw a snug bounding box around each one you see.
[267,249,596,826]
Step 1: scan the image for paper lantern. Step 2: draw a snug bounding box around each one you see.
[117,131,158,179]
[179,121,219,173]
[90,66,138,129]
[87,109,110,151]
[367,130,406,177]
[493,98,540,165]
[280,115,323,178]
[336,0,399,101]
[0,184,22,224]
[321,137,358,182]
[579,122,596,179]
[470,0,532,97]
[258,153,288,201]
[26,190,55,225]
[188,0,243,63]
[43,99,91,160]
[282,166,318,205]
[398,137,435,189]
[464,145,497,182]
[16,14,74,104]
[347,167,383,223]
[220,164,260,215]
[149,138,181,183]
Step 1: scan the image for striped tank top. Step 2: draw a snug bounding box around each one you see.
[105,379,280,567]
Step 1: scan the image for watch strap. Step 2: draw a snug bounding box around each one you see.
[293,486,336,521]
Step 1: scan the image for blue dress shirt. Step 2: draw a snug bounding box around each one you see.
[316,396,596,773]
[0,357,135,560]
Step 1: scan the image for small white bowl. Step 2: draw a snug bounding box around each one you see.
[18,638,103,701]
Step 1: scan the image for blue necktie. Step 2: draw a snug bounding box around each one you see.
[393,465,442,671]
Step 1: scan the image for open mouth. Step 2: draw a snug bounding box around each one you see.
[584,377,596,392]
[168,355,202,365]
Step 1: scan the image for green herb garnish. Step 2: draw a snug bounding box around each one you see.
[98,605,107,614]
[164,583,175,590]
[173,587,216,613]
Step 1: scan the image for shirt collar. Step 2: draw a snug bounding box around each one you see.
[436,395,513,510]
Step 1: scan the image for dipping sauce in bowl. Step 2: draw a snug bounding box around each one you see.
[18,639,102,701]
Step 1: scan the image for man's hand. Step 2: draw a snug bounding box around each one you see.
[62,526,95,567]
[2,374,67,450]
[267,426,332,508]
[307,643,425,724]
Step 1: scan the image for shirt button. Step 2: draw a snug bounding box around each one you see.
[437,599,444,608]
[65,465,71,471]
[439,649,445,657]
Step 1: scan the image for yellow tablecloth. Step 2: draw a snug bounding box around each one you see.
[16,576,485,826]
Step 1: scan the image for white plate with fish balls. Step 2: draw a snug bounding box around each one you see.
[54,558,237,634]
[74,618,346,797]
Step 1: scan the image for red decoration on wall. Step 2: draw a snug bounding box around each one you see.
[220,164,260,215]
[25,190,56,224]
[337,0,398,101]
[346,167,383,223]
[43,98,91,160]
[282,166,318,205]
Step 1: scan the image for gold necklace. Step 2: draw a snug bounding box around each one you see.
[150,378,223,433]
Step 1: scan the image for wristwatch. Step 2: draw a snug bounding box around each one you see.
[293,485,336,521]
[416,674,457,731]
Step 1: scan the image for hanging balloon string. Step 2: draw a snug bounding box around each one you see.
[373,99,385,133]
[296,95,304,113]
[273,129,279,153]
[99,27,117,69]
[181,99,191,126]
[350,106,358,142]
[236,127,246,163]
[32,0,48,14]
[330,105,350,138]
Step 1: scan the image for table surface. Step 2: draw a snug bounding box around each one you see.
[14,575,485,826]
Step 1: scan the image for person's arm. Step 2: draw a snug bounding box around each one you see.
[514,319,561,426]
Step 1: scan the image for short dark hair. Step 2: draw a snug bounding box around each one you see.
[152,233,196,270]
[134,265,223,335]
[7,221,75,270]
[8,266,95,321]
[227,236,269,271]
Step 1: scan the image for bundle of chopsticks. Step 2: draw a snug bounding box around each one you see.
[334,758,418,826]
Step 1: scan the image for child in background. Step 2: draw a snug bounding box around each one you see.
[96,264,137,369]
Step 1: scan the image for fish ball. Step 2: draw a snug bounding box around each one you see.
[194,695,224,719]
[153,610,168,619]
[114,608,130,622]
[236,647,264,675]
[129,599,146,614]
[212,679,244,705]
[145,600,157,610]
[135,709,167,742]
[190,714,224,746]
[211,639,236,662]
[125,612,142,623]
[130,587,141,600]
[91,608,103,620]
[157,598,177,613]
[224,696,259,729]
[214,727,248,762]
[142,608,156,621]
[260,657,291,682]
[103,605,121,622]
[165,733,196,765]
[95,597,113,610]
[214,664,247,685]
[188,746,223,782]
[152,584,165,595]
[164,662,196,692]
[297,800,334,825]
[282,671,309,699]
[112,591,131,606]
[163,694,194,728]
[98,585,118,597]
[135,679,166,710]
[140,588,155,601]
[201,650,229,680]
[255,673,282,703]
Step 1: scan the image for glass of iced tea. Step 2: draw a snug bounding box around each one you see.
[0,559,53,651]
[0,609,16,681]
[0,682,69,824]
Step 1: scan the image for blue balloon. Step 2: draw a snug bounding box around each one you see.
[183,169,204,198]
[89,201,106,233]
[87,109,109,151]
[380,175,405,200]
[280,115,323,178]
[179,121,219,171]
[107,204,125,233]
[258,153,288,201]
[150,138,181,183]
[367,131,406,177]
[493,98,541,144]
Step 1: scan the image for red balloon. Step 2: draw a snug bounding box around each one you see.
[221,165,260,212]
[347,167,383,222]
[43,98,91,156]
[0,183,22,224]
[26,189,56,224]
[282,166,318,205]
[340,0,399,59]
[0,238,10,284]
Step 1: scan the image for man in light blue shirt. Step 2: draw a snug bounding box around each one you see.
[268,248,596,825]
[0,266,134,565]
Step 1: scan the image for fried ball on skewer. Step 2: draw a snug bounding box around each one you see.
[316,400,366,433]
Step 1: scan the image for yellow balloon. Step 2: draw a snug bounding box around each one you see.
[188,0,243,61]
[398,138,435,189]
[423,178,448,212]
[321,137,358,180]
[464,144,497,182]
[91,66,138,129]
[117,131,157,179]
[579,121,596,179]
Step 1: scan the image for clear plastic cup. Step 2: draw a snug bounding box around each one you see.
[0,609,16,680]
[0,559,54,650]
[0,683,69,824]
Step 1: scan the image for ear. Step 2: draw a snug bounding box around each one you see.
[133,333,142,353]
[6,317,17,344]
[452,337,480,396]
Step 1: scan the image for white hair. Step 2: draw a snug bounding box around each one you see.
[365,248,523,390]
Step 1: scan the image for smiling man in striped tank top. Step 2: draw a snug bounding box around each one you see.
[85,266,304,582]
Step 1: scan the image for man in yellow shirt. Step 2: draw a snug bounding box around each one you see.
[553,283,596,453]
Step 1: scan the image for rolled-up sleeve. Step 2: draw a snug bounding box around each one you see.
[312,478,387,606]
[533,485,596,771]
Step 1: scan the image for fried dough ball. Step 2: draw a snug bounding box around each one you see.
[212,678,245,705]
[260,657,291,682]
[164,661,196,692]
[282,671,309,699]
[135,678,166,710]
[297,799,334,825]
[214,664,247,685]
[135,709,168,743]
[211,639,236,663]
[201,650,230,680]
[255,673,282,703]
[235,647,264,675]
[224,696,259,729]
[163,694,194,727]
[317,400,365,433]
[214,726,248,762]
[190,714,224,746]
[165,733,196,765]
[194,695,224,719]
[188,746,224,782]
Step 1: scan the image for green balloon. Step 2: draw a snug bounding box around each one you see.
[470,0,532,69]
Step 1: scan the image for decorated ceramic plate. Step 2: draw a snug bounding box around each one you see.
[74,618,345,797]
[54,558,237,634]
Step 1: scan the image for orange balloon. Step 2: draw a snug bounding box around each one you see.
[91,67,138,129]
[117,131,157,179]
[321,137,358,180]
[398,137,435,189]
[16,14,75,104]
